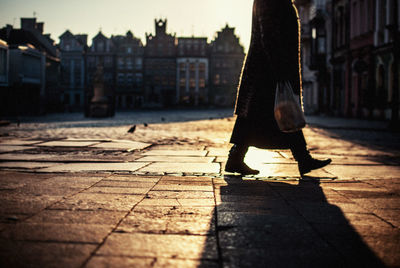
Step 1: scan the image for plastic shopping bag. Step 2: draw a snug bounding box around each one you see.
[274,81,306,133]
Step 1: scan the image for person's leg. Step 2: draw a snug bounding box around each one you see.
[289,131,331,176]
[225,144,259,175]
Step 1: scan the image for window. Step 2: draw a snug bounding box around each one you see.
[126,58,133,70]
[135,58,143,69]
[118,57,124,69]
[189,78,195,88]
[127,47,132,54]
[75,94,81,105]
[64,93,70,104]
[214,74,220,85]
[136,73,143,85]
[97,42,104,52]
[199,78,206,88]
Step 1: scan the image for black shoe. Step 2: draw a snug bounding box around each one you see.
[225,158,259,175]
[298,157,331,176]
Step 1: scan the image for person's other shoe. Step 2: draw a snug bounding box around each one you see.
[225,157,259,175]
[298,157,331,176]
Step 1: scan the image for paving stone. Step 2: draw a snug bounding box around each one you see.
[0,140,41,145]
[311,223,391,267]
[38,141,98,147]
[140,162,220,174]
[153,183,213,192]
[362,231,400,267]
[86,256,218,268]
[117,206,215,235]
[324,165,400,179]
[8,176,102,197]
[85,187,150,195]
[206,148,229,157]
[91,141,151,151]
[217,211,305,227]
[161,176,212,182]
[26,209,126,226]
[0,153,54,161]
[221,247,344,268]
[252,163,332,178]
[148,190,214,199]
[96,180,156,188]
[0,173,50,190]
[97,232,218,260]
[0,223,112,243]
[370,209,400,228]
[0,145,35,153]
[0,162,58,169]
[142,150,208,157]
[351,197,400,209]
[39,162,149,172]
[136,155,215,163]
[0,240,96,267]
[49,193,144,211]
[0,193,64,214]
[105,175,161,182]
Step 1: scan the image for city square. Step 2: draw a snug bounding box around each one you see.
[0,110,399,267]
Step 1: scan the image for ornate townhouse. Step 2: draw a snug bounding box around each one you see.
[176,37,209,106]
[112,31,144,109]
[209,25,245,107]
[144,19,177,107]
[59,30,87,111]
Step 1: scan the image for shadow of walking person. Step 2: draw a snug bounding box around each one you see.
[203,176,387,267]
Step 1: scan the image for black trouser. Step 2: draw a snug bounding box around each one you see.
[230,130,309,162]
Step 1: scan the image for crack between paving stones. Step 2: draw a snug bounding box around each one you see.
[211,177,223,268]
[79,175,162,268]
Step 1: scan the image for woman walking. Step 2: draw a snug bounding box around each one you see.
[225,0,331,175]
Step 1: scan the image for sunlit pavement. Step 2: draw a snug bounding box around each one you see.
[0,112,399,267]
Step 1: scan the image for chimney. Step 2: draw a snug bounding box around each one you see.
[36,22,44,33]
[21,18,36,30]
[5,24,13,39]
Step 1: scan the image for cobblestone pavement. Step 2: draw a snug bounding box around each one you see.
[0,111,399,267]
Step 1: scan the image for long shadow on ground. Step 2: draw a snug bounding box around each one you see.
[202,176,386,267]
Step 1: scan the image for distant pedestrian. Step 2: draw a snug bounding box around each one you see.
[225,0,331,176]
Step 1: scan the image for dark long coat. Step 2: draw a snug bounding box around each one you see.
[230,0,304,149]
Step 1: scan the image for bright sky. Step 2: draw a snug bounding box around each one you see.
[0,0,253,50]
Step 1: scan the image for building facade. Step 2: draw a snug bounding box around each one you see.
[86,31,116,114]
[112,31,144,109]
[209,25,245,107]
[373,0,400,120]
[144,19,177,107]
[59,30,87,111]
[0,39,8,87]
[176,37,209,106]
[0,18,60,115]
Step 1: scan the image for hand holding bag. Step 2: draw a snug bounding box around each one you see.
[274,81,306,133]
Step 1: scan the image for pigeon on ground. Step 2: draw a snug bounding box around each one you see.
[143,123,148,127]
[127,125,136,133]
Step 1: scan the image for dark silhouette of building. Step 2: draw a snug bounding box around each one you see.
[112,31,144,109]
[0,18,60,115]
[373,0,399,121]
[0,39,8,88]
[177,37,209,106]
[209,25,245,107]
[59,30,87,111]
[144,19,177,108]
